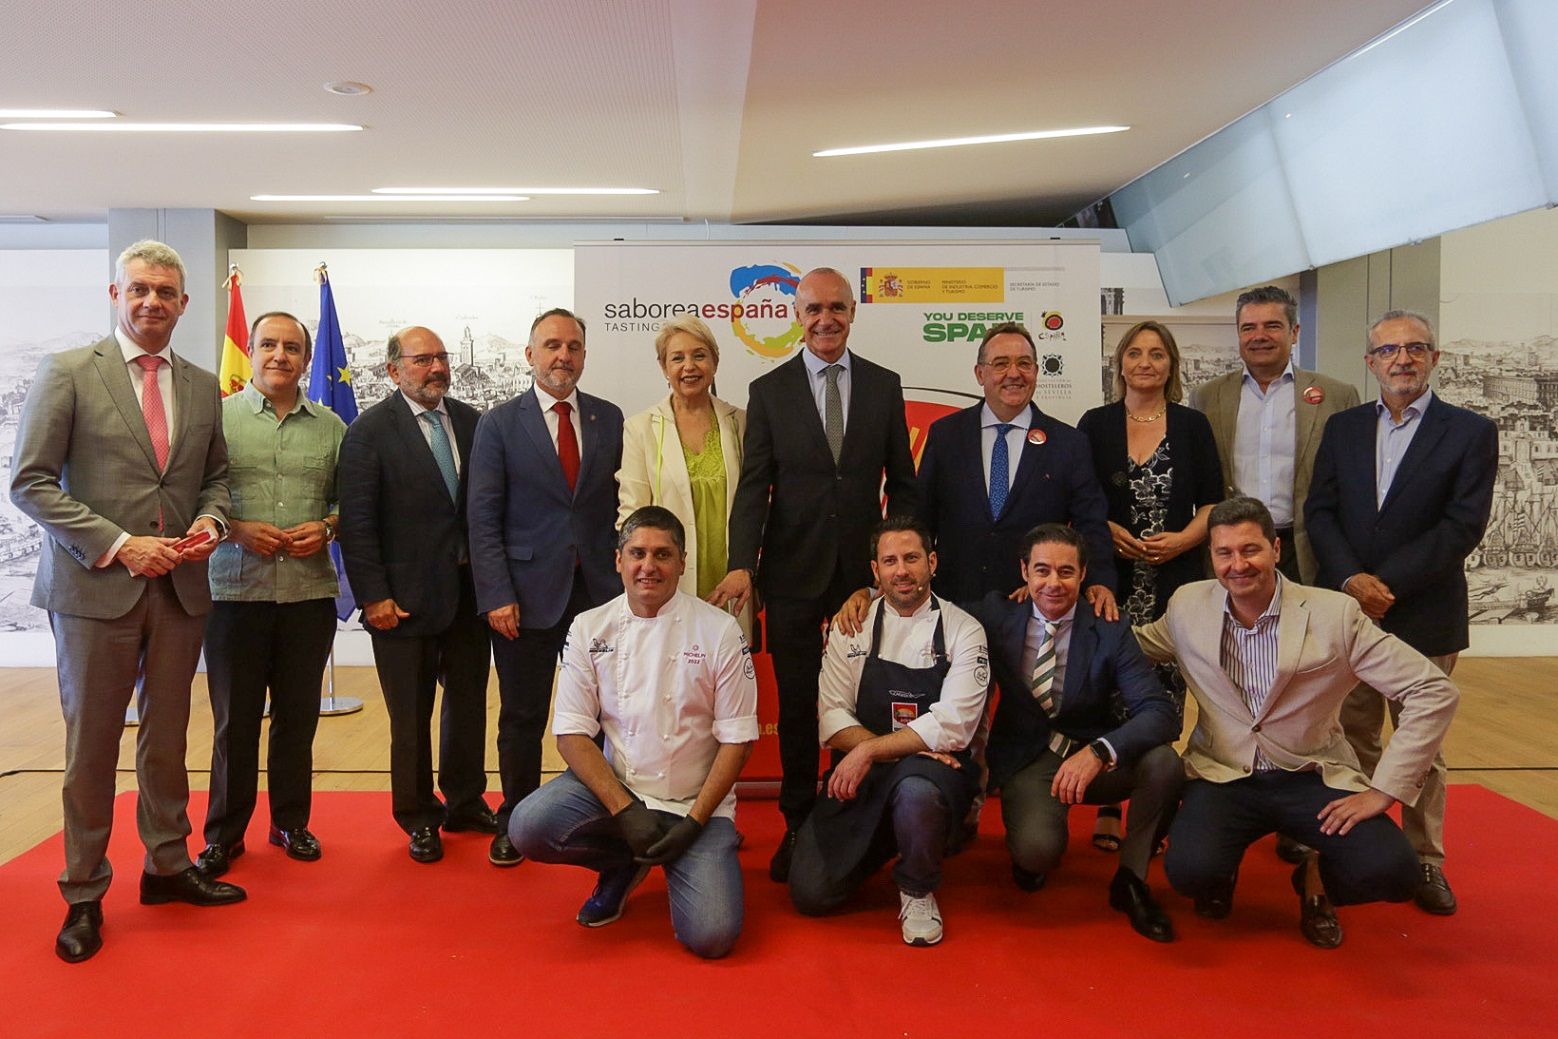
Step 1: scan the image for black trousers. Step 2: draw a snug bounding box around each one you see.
[203,598,337,846]
[369,568,491,834]
[490,567,595,827]
[764,565,855,829]
[1165,771,1420,907]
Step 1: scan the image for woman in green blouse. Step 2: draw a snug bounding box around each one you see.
[616,316,750,637]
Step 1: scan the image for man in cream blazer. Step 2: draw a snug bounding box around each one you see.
[1134,496,1457,948]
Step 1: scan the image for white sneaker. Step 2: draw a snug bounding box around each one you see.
[898,890,944,946]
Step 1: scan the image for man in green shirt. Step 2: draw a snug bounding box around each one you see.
[195,312,347,878]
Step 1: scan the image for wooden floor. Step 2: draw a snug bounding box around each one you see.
[1,658,1554,867]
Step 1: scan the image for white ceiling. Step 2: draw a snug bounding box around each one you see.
[0,0,1433,226]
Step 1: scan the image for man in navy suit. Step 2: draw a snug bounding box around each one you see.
[1306,309,1497,917]
[975,524,1182,942]
[916,322,1115,611]
[338,326,492,864]
[468,308,624,866]
[709,267,918,882]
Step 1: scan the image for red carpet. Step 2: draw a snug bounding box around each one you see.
[2,785,1553,1037]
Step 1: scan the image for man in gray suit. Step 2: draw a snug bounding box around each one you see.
[11,240,244,965]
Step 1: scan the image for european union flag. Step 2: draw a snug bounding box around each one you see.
[309,267,359,619]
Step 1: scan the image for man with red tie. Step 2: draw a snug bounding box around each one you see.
[468,309,625,866]
[12,240,242,963]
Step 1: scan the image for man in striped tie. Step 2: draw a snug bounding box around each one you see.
[976,524,1183,942]
[1135,496,1459,948]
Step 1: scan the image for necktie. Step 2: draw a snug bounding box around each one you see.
[1030,619,1058,715]
[135,355,170,472]
[989,422,1015,519]
[822,364,844,464]
[421,412,459,502]
[554,401,580,491]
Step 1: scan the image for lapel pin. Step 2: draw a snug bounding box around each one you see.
[1028,429,1047,445]
[1303,386,1325,405]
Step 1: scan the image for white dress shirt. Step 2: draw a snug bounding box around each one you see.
[535,385,583,453]
[116,327,176,447]
[818,596,990,753]
[553,592,759,820]
[801,347,852,435]
[1233,362,1297,527]
[400,393,462,474]
[980,402,1032,495]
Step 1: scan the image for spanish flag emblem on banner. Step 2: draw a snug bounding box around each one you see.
[218,265,250,397]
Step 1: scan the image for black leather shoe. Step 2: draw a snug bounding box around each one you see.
[443,803,499,834]
[269,826,322,862]
[1193,868,1237,919]
[769,829,798,883]
[140,867,247,906]
[1414,863,1457,915]
[1012,863,1047,892]
[408,827,443,863]
[55,901,103,963]
[488,832,523,867]
[1275,834,1312,864]
[1108,868,1174,943]
[1292,853,1343,949]
[194,840,246,879]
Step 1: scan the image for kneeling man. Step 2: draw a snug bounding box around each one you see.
[976,524,1182,942]
[508,506,757,959]
[1135,496,1458,948]
[790,518,989,947]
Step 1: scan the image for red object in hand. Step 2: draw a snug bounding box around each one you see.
[171,528,216,554]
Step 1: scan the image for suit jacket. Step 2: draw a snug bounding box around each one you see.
[1190,367,1359,583]
[976,592,1177,789]
[728,350,916,600]
[617,394,752,636]
[917,402,1114,601]
[468,386,623,629]
[337,390,480,637]
[1076,400,1222,609]
[1305,394,1497,657]
[10,336,229,619]
[1135,578,1457,805]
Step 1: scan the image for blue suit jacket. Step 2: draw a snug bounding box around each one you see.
[975,592,1176,789]
[917,402,1114,601]
[1305,394,1497,657]
[468,387,623,629]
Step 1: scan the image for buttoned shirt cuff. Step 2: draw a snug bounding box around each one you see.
[95,531,131,569]
[819,708,859,747]
[713,715,760,744]
[552,710,602,739]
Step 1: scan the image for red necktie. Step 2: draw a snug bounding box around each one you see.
[554,401,579,491]
[135,354,170,470]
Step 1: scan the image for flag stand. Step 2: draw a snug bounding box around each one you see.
[319,646,363,716]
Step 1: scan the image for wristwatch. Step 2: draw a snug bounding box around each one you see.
[1088,739,1115,770]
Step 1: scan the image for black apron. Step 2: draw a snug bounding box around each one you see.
[795,598,979,890]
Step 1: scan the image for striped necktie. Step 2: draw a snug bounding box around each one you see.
[1029,618,1059,716]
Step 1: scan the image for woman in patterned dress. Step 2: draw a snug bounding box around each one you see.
[1077,321,1222,851]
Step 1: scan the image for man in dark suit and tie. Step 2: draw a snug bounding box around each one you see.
[338,326,492,864]
[916,322,1116,611]
[975,524,1182,942]
[11,240,244,963]
[710,267,918,881]
[468,308,624,866]
[1306,309,1497,917]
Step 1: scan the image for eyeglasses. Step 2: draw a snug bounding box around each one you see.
[1367,341,1432,359]
[980,357,1036,374]
[398,352,450,368]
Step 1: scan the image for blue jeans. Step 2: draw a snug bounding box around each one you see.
[509,770,744,958]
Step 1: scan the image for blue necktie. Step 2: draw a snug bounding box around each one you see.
[989,423,1015,519]
[421,411,459,502]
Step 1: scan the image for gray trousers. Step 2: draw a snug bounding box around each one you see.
[1001,743,1183,881]
[1341,651,1456,865]
[52,576,206,904]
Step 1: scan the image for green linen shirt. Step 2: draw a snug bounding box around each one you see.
[207,383,347,603]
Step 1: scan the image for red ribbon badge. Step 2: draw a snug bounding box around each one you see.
[1303,385,1325,405]
[1028,429,1047,445]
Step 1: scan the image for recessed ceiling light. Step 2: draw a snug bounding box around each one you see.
[373,186,659,195]
[0,108,115,119]
[324,81,373,96]
[813,125,1130,157]
[1,122,362,133]
[250,194,529,202]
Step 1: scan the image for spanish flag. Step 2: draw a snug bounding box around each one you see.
[218,266,250,396]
